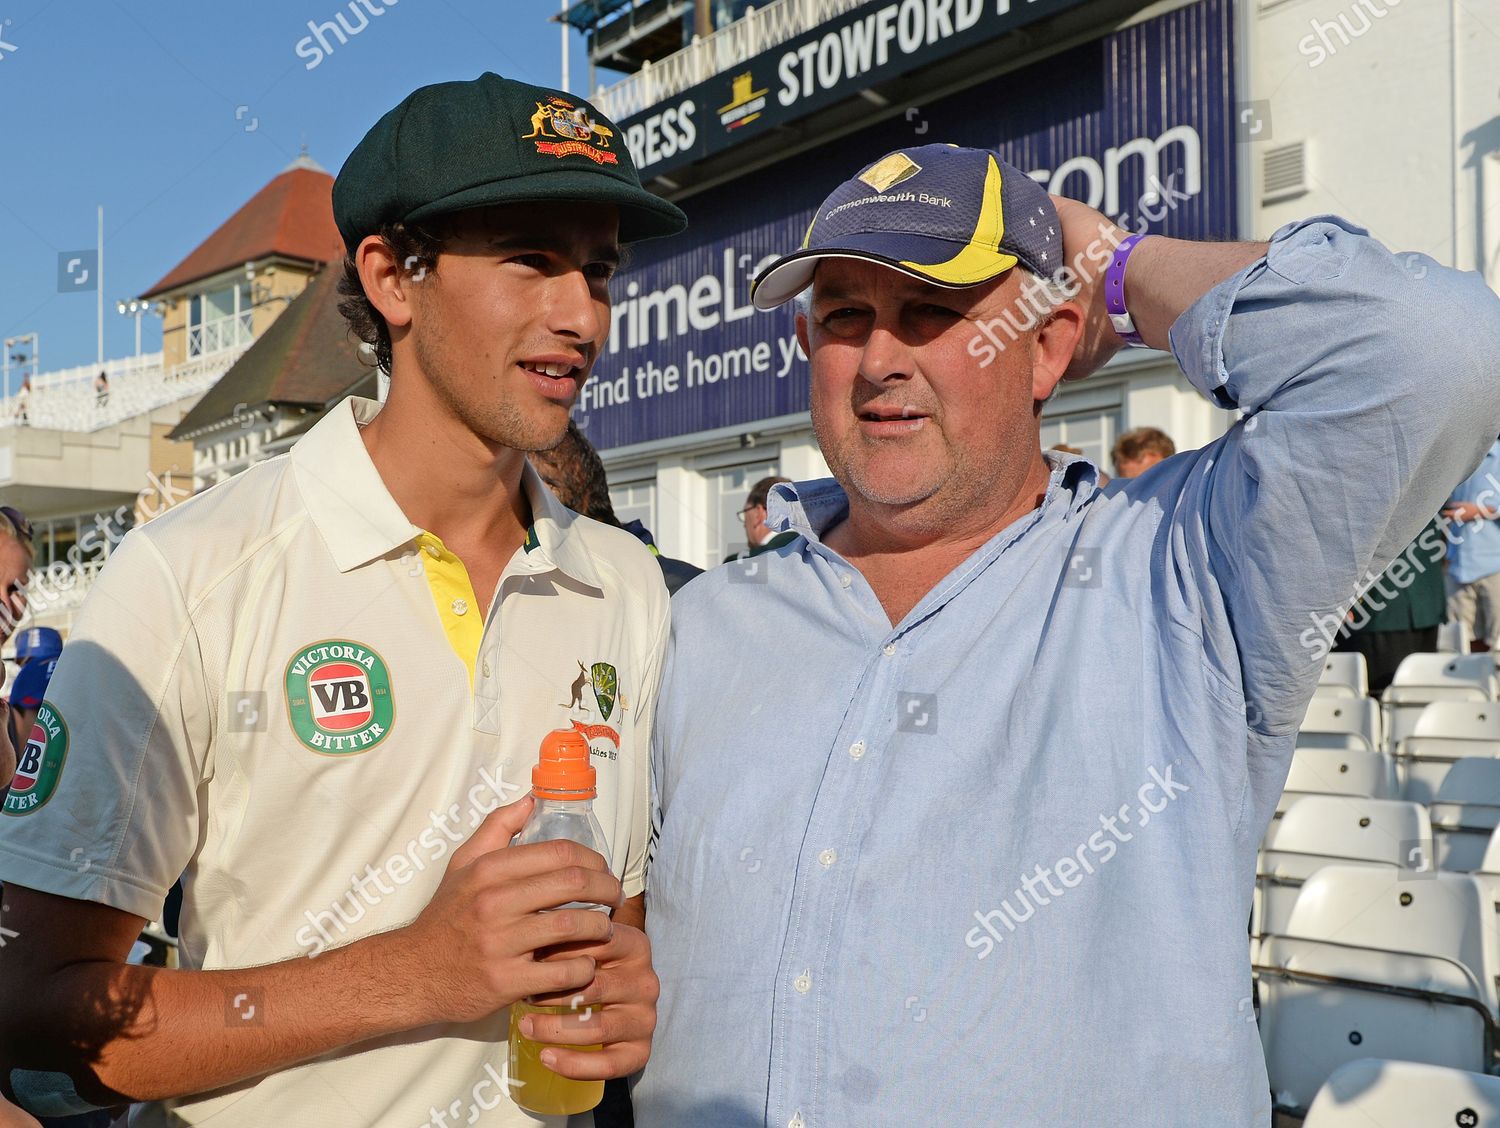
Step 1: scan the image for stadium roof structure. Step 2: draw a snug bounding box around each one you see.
[169,263,373,441]
[143,155,343,299]
[558,0,634,31]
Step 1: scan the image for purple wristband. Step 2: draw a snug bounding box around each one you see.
[1104,232,1151,348]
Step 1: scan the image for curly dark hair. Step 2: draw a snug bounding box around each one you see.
[336,219,450,375]
[527,421,619,525]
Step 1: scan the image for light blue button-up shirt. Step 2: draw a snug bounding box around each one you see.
[637,218,1500,1127]
[1447,438,1500,584]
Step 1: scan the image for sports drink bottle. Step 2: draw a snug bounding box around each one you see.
[508,728,609,1116]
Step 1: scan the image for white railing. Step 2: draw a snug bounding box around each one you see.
[595,0,874,120]
[187,310,253,358]
[0,343,250,434]
[25,558,107,618]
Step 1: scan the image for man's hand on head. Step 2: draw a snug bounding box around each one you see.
[1049,195,1130,384]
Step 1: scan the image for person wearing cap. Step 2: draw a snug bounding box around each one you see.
[13,627,61,668]
[638,143,1500,1124]
[7,655,57,759]
[0,73,684,1127]
[0,506,34,791]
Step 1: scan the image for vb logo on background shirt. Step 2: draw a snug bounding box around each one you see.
[284,640,395,754]
[4,703,67,815]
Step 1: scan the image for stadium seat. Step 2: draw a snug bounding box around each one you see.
[1314,652,1367,699]
[1437,619,1473,655]
[1433,758,1500,871]
[1255,796,1430,938]
[1257,866,1500,1114]
[1383,654,1495,750]
[1299,696,1382,754]
[1302,1058,1500,1126]
[1395,701,1500,804]
[1276,745,1397,816]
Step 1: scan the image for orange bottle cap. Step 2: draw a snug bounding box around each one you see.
[533,729,597,800]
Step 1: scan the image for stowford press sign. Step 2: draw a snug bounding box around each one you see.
[621,0,1093,178]
[284,640,395,754]
[580,0,1236,451]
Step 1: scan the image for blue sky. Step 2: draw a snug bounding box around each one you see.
[0,0,603,381]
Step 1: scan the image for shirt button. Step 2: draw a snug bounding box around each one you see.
[839,572,852,588]
[789,1116,805,1128]
[481,659,491,678]
[451,598,468,616]
[849,740,866,760]
[793,973,811,995]
[425,543,441,558]
[883,643,897,657]
[818,849,837,867]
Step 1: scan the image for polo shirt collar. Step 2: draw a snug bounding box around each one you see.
[293,397,419,572]
[518,459,603,589]
[293,396,602,588]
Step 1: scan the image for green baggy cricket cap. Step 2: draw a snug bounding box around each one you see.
[333,72,687,252]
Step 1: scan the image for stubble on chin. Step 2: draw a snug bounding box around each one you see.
[415,333,571,452]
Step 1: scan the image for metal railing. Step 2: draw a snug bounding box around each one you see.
[0,343,250,434]
[594,0,874,120]
[187,310,253,359]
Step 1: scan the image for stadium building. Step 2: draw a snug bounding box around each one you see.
[566,0,1500,565]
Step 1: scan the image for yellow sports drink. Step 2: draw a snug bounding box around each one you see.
[507,1003,602,1115]
[507,729,609,1116]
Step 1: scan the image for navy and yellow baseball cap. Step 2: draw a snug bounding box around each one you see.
[333,72,686,251]
[751,145,1061,309]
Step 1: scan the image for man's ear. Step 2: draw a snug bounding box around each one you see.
[795,310,810,359]
[1031,300,1085,401]
[356,235,417,332]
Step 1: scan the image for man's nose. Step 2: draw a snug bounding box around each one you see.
[546,269,605,342]
[857,323,916,385]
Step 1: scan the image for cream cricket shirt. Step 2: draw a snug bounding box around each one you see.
[0,396,669,1127]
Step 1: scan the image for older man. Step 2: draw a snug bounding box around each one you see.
[636,144,1500,1125]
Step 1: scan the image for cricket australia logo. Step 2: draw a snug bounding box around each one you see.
[284,640,394,755]
[4,702,67,815]
[561,659,626,760]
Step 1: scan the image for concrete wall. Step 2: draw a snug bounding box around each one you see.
[1250,0,1500,283]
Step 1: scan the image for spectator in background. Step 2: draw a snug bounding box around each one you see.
[0,507,30,648]
[93,371,109,410]
[1111,426,1176,478]
[14,628,62,668]
[1050,443,1110,486]
[8,656,58,761]
[1334,516,1447,695]
[724,475,797,562]
[14,377,30,427]
[1444,436,1500,651]
[528,420,703,597]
